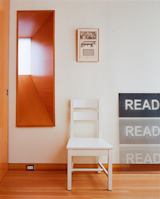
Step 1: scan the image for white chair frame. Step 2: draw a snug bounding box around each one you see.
[66,99,113,190]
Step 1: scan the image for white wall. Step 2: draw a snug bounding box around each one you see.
[9,0,160,164]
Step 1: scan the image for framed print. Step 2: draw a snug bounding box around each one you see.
[76,28,99,62]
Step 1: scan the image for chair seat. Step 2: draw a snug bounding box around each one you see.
[67,138,113,150]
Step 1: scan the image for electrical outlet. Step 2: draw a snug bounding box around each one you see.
[26,165,35,171]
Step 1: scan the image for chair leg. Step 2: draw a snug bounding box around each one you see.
[72,162,74,173]
[108,149,112,190]
[98,156,101,173]
[67,150,72,190]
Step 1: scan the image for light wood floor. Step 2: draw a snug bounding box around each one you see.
[0,171,159,199]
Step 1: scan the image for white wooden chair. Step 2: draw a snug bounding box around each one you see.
[66,99,113,190]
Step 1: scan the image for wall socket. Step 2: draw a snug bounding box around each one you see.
[26,165,35,171]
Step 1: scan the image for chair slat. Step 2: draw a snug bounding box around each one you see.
[73,99,99,108]
[74,112,99,120]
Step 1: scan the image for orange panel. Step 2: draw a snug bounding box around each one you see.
[0,6,3,182]
[0,0,9,182]
[18,11,53,38]
[31,13,54,121]
[17,76,54,127]
[31,76,53,120]
[16,11,55,127]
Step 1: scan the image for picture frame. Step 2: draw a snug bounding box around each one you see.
[76,28,99,62]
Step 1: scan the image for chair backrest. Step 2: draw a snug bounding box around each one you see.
[70,99,102,138]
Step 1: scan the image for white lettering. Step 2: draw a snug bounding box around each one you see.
[152,99,159,110]
[153,153,160,163]
[144,153,152,163]
[136,153,143,163]
[135,126,142,136]
[124,99,160,111]
[152,126,160,136]
[134,99,142,110]
[143,126,152,136]
[126,153,134,163]
[142,100,151,110]
[125,126,160,137]
[126,126,134,136]
[125,99,133,110]
[125,152,160,164]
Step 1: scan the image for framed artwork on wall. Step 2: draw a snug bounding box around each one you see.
[76,28,99,62]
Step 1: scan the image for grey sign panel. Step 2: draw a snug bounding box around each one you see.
[119,119,160,144]
[120,146,160,164]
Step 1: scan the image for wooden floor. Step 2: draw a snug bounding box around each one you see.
[0,171,159,199]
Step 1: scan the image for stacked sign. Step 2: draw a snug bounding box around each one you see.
[119,93,160,164]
